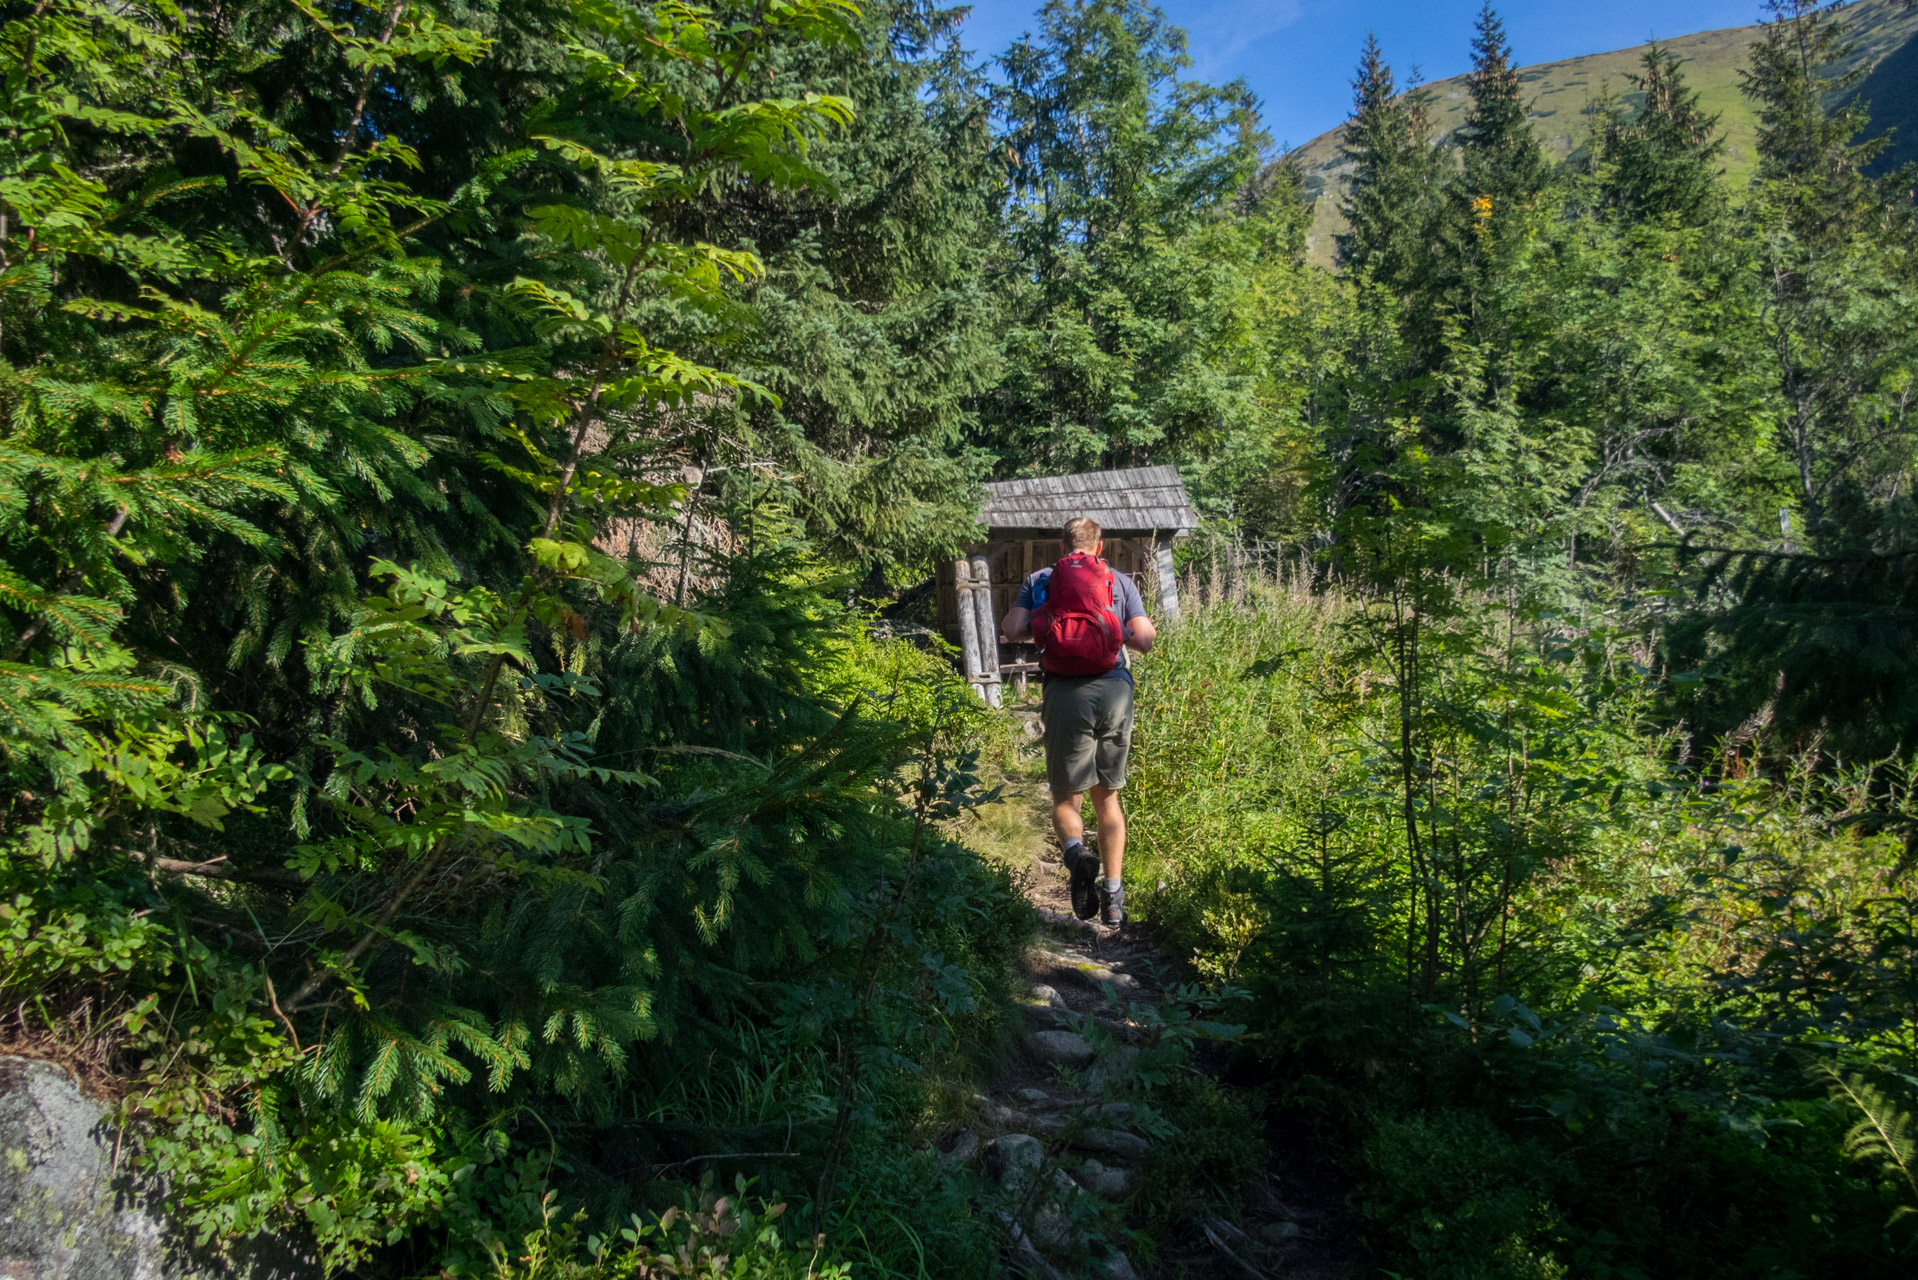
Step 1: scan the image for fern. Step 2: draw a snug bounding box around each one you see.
[1816,1061,1918,1227]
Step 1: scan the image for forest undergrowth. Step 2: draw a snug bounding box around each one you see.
[1120,552,1918,1279]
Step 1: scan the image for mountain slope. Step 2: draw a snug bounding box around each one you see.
[1291,0,1918,266]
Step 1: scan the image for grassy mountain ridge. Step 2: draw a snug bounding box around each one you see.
[1290,0,1918,265]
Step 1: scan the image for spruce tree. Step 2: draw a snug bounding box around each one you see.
[0,0,1031,1264]
[1741,0,1918,547]
[1454,3,1550,215]
[1337,33,1439,297]
[1745,0,1897,244]
[1598,44,1726,224]
[649,0,1006,584]
[1423,5,1551,355]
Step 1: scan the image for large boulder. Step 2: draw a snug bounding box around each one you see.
[1025,1030,1095,1067]
[984,1135,1091,1250]
[0,1056,309,1279]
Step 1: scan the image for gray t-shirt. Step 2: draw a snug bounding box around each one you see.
[1014,563,1146,683]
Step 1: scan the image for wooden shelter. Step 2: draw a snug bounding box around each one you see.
[938,465,1200,703]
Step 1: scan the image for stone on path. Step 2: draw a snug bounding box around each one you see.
[1073,1158,1135,1199]
[1036,909,1102,936]
[1002,1220,1068,1280]
[1026,1029,1095,1067]
[984,1133,1046,1194]
[1262,1219,1303,1243]
[1029,1174,1085,1248]
[1073,1127,1150,1159]
[1085,1045,1139,1086]
[1097,1251,1141,1280]
[1025,984,1067,1009]
[1030,950,1141,993]
[986,1135,1090,1250]
[985,1099,1067,1136]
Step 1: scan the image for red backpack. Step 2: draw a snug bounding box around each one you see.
[1032,552,1124,676]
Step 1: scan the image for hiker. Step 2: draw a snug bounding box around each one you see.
[1001,517,1156,927]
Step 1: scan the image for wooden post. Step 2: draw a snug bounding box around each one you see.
[952,557,985,701]
[1154,539,1181,623]
[970,553,1001,708]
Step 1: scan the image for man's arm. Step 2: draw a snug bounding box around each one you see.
[1003,572,1040,641]
[1120,573,1155,653]
[1125,613,1156,653]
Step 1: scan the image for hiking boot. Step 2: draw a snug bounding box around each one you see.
[1064,841,1098,920]
[1098,881,1125,928]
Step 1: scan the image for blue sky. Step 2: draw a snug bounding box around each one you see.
[951,0,1770,148]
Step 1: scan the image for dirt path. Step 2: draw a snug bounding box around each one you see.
[949,716,1354,1279]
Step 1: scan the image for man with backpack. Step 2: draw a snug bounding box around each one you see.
[1000,518,1157,927]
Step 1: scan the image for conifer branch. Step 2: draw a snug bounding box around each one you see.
[464,246,651,744]
[318,237,658,1010]
[288,0,409,255]
[4,506,127,660]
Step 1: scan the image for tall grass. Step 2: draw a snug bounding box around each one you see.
[1124,560,1352,980]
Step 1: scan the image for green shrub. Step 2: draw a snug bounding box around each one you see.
[1132,1074,1268,1243]
[1357,1110,1563,1280]
[489,1180,854,1279]
[1124,579,1918,1278]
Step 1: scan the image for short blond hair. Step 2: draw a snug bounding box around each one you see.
[1062,517,1102,550]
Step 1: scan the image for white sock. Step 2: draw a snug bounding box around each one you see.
[1104,877,1122,894]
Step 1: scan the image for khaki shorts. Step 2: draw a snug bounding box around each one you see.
[1042,675,1135,795]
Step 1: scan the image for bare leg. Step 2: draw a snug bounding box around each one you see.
[1089,785,1125,880]
[1051,791,1085,847]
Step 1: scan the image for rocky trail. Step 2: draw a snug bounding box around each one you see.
[942,729,1354,1280]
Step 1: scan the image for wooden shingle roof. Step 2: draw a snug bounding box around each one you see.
[981,465,1199,536]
